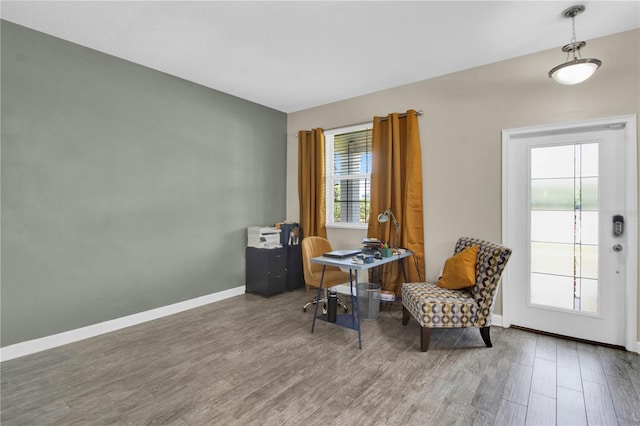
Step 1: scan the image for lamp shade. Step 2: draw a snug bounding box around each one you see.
[548,58,602,85]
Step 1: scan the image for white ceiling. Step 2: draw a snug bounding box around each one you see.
[2,1,639,113]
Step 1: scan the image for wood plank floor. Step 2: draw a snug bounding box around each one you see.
[2,289,639,425]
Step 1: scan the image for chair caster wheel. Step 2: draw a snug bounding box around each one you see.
[303,307,307,312]
[343,307,349,313]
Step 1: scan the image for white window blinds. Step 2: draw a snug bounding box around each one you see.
[327,126,372,225]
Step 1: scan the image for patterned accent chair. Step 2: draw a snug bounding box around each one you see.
[401,237,512,352]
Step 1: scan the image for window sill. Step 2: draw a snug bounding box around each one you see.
[326,223,369,231]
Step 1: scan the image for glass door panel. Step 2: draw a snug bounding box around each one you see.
[531,242,574,276]
[530,273,574,310]
[531,211,575,243]
[529,143,598,314]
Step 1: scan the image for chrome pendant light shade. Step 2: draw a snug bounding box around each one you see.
[548,54,602,86]
[548,5,602,85]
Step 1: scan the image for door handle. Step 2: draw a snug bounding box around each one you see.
[613,244,623,252]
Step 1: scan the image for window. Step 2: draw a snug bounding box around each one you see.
[325,124,372,228]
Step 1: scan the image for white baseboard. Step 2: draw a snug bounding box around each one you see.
[0,285,246,362]
[3,295,637,361]
[491,314,504,327]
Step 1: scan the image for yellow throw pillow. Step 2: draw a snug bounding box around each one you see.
[437,246,478,290]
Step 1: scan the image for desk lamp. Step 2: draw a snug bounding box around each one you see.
[377,208,400,250]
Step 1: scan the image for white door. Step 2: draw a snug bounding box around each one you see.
[503,116,637,349]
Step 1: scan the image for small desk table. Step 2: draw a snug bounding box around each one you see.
[310,250,413,349]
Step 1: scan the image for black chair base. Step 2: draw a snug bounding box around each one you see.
[303,295,348,314]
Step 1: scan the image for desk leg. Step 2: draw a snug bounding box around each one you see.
[311,266,326,333]
[400,258,409,282]
[349,270,356,324]
[352,269,362,349]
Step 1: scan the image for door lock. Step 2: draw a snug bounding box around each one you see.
[613,215,624,236]
[613,244,623,252]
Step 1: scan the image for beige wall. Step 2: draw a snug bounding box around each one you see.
[286,30,640,339]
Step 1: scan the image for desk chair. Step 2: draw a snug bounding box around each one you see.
[301,236,350,313]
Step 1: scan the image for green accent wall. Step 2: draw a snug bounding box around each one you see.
[1,21,287,347]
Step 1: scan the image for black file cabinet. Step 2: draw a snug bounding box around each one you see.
[286,244,304,291]
[245,247,287,297]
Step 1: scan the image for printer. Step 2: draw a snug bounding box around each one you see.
[247,226,282,249]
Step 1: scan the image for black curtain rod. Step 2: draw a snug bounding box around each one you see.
[327,110,423,130]
[378,110,423,122]
[298,110,423,136]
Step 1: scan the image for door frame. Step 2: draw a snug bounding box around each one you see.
[501,114,638,352]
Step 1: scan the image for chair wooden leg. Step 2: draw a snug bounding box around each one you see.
[480,326,492,347]
[420,326,431,352]
[402,305,410,325]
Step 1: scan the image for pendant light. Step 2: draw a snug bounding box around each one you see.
[548,5,602,85]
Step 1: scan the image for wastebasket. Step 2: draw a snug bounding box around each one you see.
[357,282,381,321]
